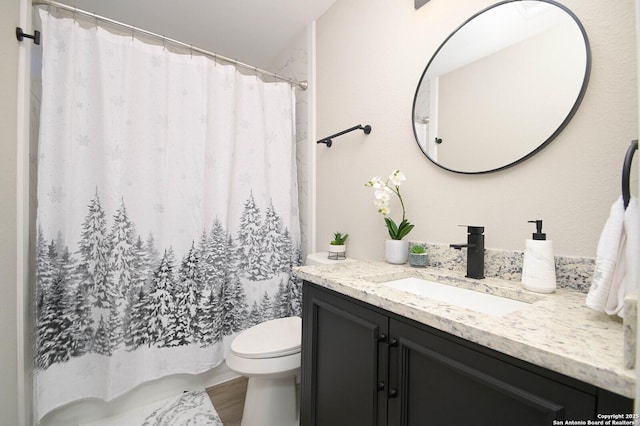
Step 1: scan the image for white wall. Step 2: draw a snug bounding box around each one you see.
[315,0,637,260]
[1,0,31,424]
[269,28,315,259]
[636,0,640,409]
[0,1,20,423]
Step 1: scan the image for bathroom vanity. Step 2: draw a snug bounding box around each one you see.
[295,261,634,426]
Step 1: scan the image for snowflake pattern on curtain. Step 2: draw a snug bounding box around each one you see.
[35,8,300,418]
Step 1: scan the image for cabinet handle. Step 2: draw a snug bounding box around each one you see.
[377,333,386,341]
[388,388,398,398]
[377,381,385,391]
[388,338,398,347]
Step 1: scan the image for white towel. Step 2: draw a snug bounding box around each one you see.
[586,197,625,312]
[605,196,640,317]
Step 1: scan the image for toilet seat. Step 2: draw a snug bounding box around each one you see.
[230,316,301,359]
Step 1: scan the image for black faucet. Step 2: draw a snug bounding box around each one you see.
[450,225,485,279]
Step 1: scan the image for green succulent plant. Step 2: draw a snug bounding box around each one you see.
[410,244,426,254]
[330,232,349,245]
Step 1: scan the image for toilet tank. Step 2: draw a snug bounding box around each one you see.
[305,252,358,266]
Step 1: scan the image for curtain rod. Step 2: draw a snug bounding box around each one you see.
[32,0,308,90]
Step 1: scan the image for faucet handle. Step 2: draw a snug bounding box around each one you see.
[458,225,484,235]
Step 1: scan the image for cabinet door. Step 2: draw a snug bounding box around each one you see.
[301,282,389,426]
[388,318,596,426]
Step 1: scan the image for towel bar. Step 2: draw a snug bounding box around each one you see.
[317,124,372,147]
[622,139,638,209]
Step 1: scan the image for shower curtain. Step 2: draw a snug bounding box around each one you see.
[35,9,301,420]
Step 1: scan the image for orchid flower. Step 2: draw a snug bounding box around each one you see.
[364,169,414,240]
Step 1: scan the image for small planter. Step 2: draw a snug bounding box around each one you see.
[409,252,428,268]
[328,244,346,260]
[328,231,348,260]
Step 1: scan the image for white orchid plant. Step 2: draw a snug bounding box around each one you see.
[365,169,414,240]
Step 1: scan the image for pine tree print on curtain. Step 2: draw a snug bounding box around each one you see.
[35,9,300,420]
[36,193,299,356]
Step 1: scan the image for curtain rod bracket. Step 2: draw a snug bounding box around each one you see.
[317,124,372,147]
[16,27,41,45]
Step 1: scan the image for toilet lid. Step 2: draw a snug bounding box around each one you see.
[230,316,302,359]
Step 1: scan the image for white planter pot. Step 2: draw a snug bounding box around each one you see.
[384,239,409,264]
[328,244,346,260]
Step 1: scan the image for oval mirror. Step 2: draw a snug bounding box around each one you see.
[412,0,590,174]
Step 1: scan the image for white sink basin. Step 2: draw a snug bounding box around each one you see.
[383,277,530,316]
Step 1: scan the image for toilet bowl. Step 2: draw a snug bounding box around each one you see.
[226,316,302,426]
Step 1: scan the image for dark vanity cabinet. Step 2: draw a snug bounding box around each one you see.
[301,282,633,426]
[300,282,389,425]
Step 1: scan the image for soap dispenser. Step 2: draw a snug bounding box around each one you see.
[521,220,556,293]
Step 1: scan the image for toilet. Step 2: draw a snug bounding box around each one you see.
[226,316,302,426]
[226,252,357,426]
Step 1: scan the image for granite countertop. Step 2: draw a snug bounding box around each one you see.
[294,260,635,399]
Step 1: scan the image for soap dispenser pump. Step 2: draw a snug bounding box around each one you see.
[521,220,556,293]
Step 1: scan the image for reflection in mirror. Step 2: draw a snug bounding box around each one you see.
[413,0,590,174]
